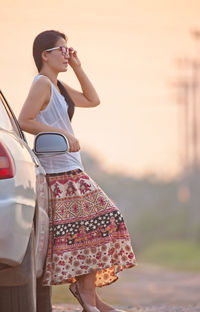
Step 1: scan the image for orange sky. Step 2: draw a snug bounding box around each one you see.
[1,0,200,178]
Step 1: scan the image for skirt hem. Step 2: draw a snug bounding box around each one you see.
[43,261,137,287]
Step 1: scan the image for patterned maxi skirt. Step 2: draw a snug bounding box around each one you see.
[42,169,136,287]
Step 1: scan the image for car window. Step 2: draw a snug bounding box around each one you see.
[0,91,26,142]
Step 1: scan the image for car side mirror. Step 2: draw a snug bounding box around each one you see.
[33,132,69,156]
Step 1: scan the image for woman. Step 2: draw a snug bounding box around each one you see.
[18,30,136,312]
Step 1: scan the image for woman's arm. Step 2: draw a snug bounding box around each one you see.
[63,48,100,108]
[18,76,80,152]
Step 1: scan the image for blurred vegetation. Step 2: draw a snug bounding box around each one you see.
[80,150,200,270]
[138,240,200,271]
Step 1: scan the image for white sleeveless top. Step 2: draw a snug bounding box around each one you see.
[34,74,84,174]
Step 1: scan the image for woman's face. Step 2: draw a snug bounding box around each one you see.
[43,37,69,73]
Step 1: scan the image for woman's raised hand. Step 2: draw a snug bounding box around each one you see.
[68,47,81,68]
[64,132,80,152]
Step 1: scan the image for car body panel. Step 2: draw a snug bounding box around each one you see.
[0,131,36,265]
[0,93,49,278]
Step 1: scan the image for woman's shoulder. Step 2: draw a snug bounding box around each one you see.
[33,74,52,87]
[31,74,52,94]
[28,75,51,102]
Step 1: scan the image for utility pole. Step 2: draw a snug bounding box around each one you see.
[172,60,190,171]
[172,30,200,234]
[191,59,199,171]
[180,81,190,170]
[190,29,200,172]
[173,30,200,173]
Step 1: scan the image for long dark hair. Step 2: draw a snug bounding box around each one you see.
[57,80,75,121]
[33,30,75,120]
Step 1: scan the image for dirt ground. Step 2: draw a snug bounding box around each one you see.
[53,264,200,312]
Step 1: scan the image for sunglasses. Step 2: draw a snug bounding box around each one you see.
[45,46,69,56]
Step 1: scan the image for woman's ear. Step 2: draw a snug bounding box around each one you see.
[41,51,48,63]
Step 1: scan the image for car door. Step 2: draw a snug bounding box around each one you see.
[0,91,37,267]
[0,91,51,312]
[0,90,49,275]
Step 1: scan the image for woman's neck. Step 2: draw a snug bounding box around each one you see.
[39,68,58,86]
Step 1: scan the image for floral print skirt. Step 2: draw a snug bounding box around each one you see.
[42,169,136,287]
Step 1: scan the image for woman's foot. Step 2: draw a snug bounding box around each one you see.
[95,292,114,311]
[70,271,100,312]
[70,282,99,312]
[95,292,126,312]
[76,282,100,312]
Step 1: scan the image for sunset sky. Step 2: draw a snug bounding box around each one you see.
[1,0,200,178]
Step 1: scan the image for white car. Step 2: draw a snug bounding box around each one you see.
[0,90,68,312]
